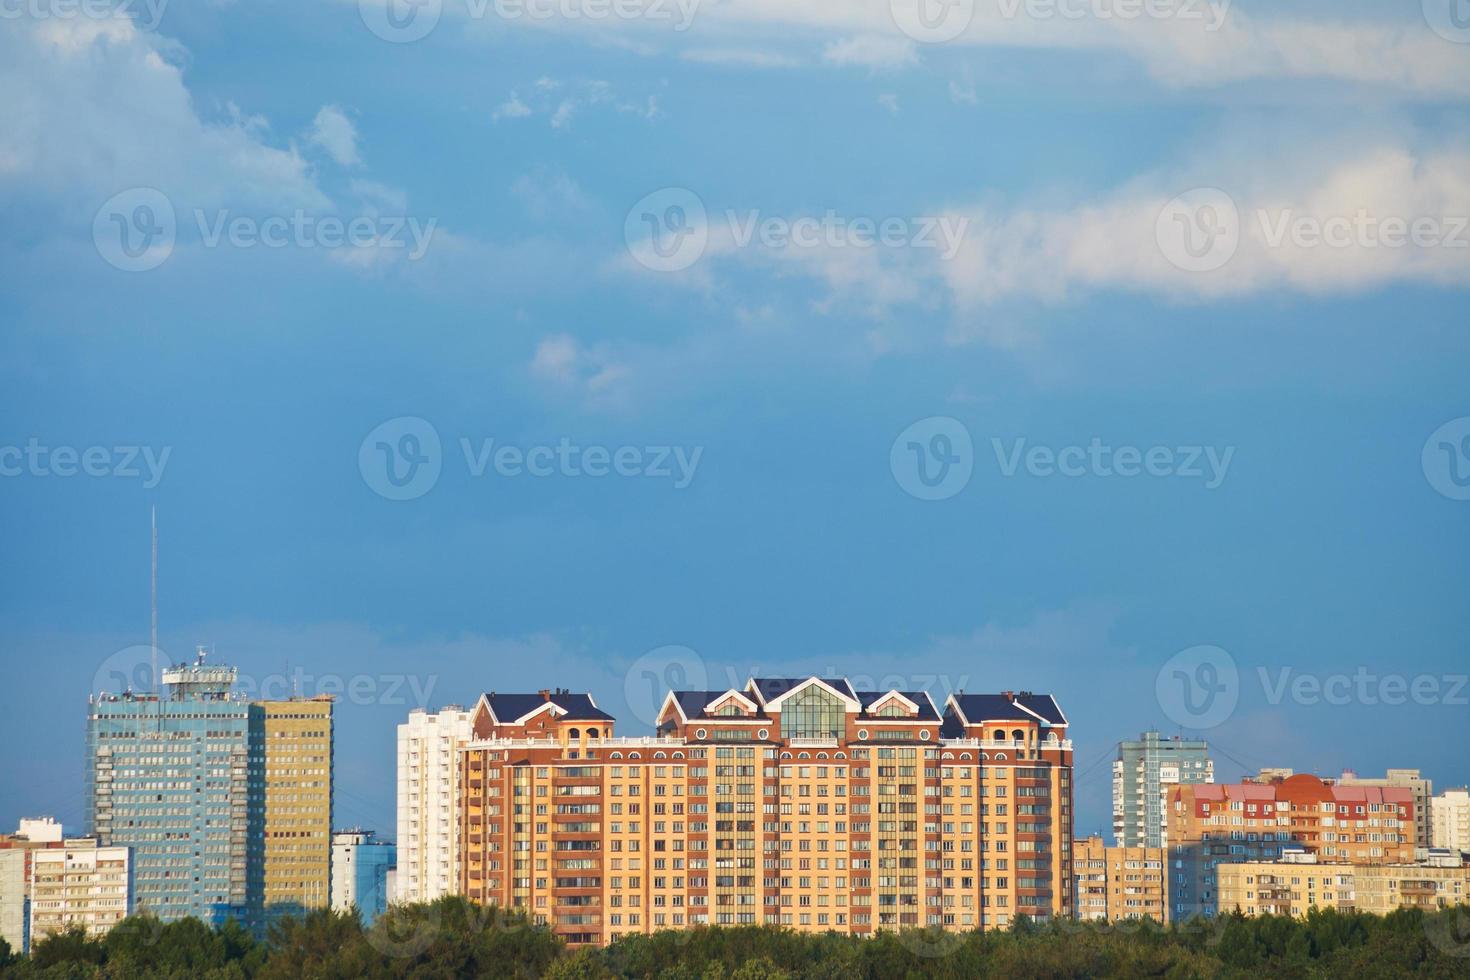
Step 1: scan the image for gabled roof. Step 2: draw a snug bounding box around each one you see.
[855,690,940,722]
[746,676,858,708]
[478,691,614,725]
[945,692,1068,728]
[663,690,770,723]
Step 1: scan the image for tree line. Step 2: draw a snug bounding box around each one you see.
[3,897,1469,978]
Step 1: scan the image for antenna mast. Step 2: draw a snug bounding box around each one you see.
[151,506,158,697]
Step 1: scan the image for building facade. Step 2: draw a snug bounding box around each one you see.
[86,656,251,924]
[0,818,67,954]
[1216,855,1355,917]
[458,679,1075,946]
[248,698,334,927]
[1336,770,1433,857]
[396,706,474,904]
[1168,774,1416,920]
[1353,862,1470,913]
[331,830,396,924]
[1072,835,1167,922]
[1431,789,1470,854]
[1112,732,1213,849]
[28,840,132,942]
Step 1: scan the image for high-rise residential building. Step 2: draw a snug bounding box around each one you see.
[1072,835,1167,922]
[248,698,334,927]
[1112,732,1213,849]
[1336,770,1433,856]
[1167,774,1416,920]
[396,705,474,904]
[28,839,132,943]
[331,830,396,924]
[86,654,251,924]
[1431,788,1470,854]
[458,679,1075,946]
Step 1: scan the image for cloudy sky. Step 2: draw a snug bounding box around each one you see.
[1,0,1467,839]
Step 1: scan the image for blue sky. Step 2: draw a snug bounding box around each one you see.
[1,0,1468,840]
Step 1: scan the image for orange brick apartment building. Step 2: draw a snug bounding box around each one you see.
[1168,773,1416,920]
[456,678,1074,945]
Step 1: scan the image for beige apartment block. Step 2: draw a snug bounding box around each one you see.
[1431,789,1470,854]
[1353,864,1470,914]
[249,698,334,925]
[1073,835,1167,922]
[1217,858,1355,917]
[28,839,131,942]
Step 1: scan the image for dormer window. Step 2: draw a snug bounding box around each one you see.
[715,704,744,717]
[875,704,909,717]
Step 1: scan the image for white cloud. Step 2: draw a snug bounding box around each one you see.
[680,47,802,69]
[877,93,900,114]
[0,15,325,211]
[307,104,361,167]
[492,93,533,121]
[530,333,635,409]
[821,34,916,70]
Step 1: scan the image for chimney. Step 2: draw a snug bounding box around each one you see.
[539,689,552,701]
[1002,691,1014,702]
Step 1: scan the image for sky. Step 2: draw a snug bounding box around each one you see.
[0,0,1468,842]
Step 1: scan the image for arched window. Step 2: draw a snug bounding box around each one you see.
[781,685,844,740]
[1012,729,1025,742]
[569,728,581,739]
[586,727,599,739]
[993,729,1006,742]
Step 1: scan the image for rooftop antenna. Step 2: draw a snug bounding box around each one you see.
[151,505,159,705]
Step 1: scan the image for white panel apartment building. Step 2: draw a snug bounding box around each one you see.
[1432,789,1470,854]
[29,840,132,942]
[395,706,473,904]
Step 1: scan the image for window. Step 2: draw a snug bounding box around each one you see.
[781,685,844,740]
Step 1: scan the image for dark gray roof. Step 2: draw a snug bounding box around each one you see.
[669,690,768,721]
[748,677,857,704]
[854,691,941,722]
[483,691,614,723]
[948,693,1067,727]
